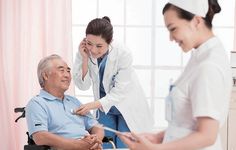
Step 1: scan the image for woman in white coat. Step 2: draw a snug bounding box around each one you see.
[119,0,232,150]
[73,16,154,148]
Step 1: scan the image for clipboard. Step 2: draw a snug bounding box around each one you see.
[96,125,137,141]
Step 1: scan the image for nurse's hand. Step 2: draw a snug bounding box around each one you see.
[140,131,164,144]
[79,38,89,60]
[118,132,157,150]
[75,101,101,115]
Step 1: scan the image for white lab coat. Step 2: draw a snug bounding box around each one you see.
[164,37,232,150]
[73,41,154,132]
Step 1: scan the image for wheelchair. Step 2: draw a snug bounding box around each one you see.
[14,107,116,150]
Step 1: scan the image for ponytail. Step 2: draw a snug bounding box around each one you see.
[204,0,221,29]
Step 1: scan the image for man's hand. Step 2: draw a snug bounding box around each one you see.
[33,131,102,150]
[81,134,102,150]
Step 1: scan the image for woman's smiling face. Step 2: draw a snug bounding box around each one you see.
[85,34,109,59]
[163,8,198,52]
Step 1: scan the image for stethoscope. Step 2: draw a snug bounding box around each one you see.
[70,108,99,120]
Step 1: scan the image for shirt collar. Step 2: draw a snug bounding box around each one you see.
[39,89,70,101]
[192,36,219,59]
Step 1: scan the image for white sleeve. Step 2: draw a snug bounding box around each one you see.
[190,63,227,121]
[99,50,134,113]
[72,52,91,90]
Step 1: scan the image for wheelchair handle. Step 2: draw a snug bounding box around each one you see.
[14,107,26,122]
[14,107,25,113]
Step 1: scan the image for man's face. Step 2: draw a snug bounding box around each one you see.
[45,58,71,92]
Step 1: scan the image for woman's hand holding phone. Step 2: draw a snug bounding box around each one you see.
[79,38,89,60]
[79,38,90,79]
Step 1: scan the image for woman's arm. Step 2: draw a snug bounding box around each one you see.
[73,51,91,90]
[119,117,219,150]
[155,117,219,150]
[140,130,165,144]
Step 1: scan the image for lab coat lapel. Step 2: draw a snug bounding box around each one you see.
[89,58,99,87]
[89,58,99,75]
[103,48,117,92]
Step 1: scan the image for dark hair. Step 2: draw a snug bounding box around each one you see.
[162,0,221,29]
[86,16,113,44]
[205,0,221,28]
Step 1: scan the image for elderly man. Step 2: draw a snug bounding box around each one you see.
[26,54,104,150]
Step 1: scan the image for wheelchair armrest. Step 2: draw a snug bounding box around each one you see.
[102,136,113,142]
[102,136,116,148]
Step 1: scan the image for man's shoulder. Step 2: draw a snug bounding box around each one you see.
[28,95,45,104]
[26,95,47,113]
[27,95,44,105]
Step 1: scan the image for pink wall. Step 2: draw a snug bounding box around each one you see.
[0,0,73,149]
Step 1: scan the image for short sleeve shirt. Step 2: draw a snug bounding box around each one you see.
[26,90,98,139]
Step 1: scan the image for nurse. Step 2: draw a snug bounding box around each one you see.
[73,16,154,148]
[118,0,232,150]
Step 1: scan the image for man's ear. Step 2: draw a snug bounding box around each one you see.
[42,72,48,81]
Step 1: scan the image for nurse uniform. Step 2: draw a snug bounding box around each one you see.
[164,37,232,150]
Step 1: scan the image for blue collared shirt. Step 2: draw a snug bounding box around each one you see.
[26,90,98,139]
